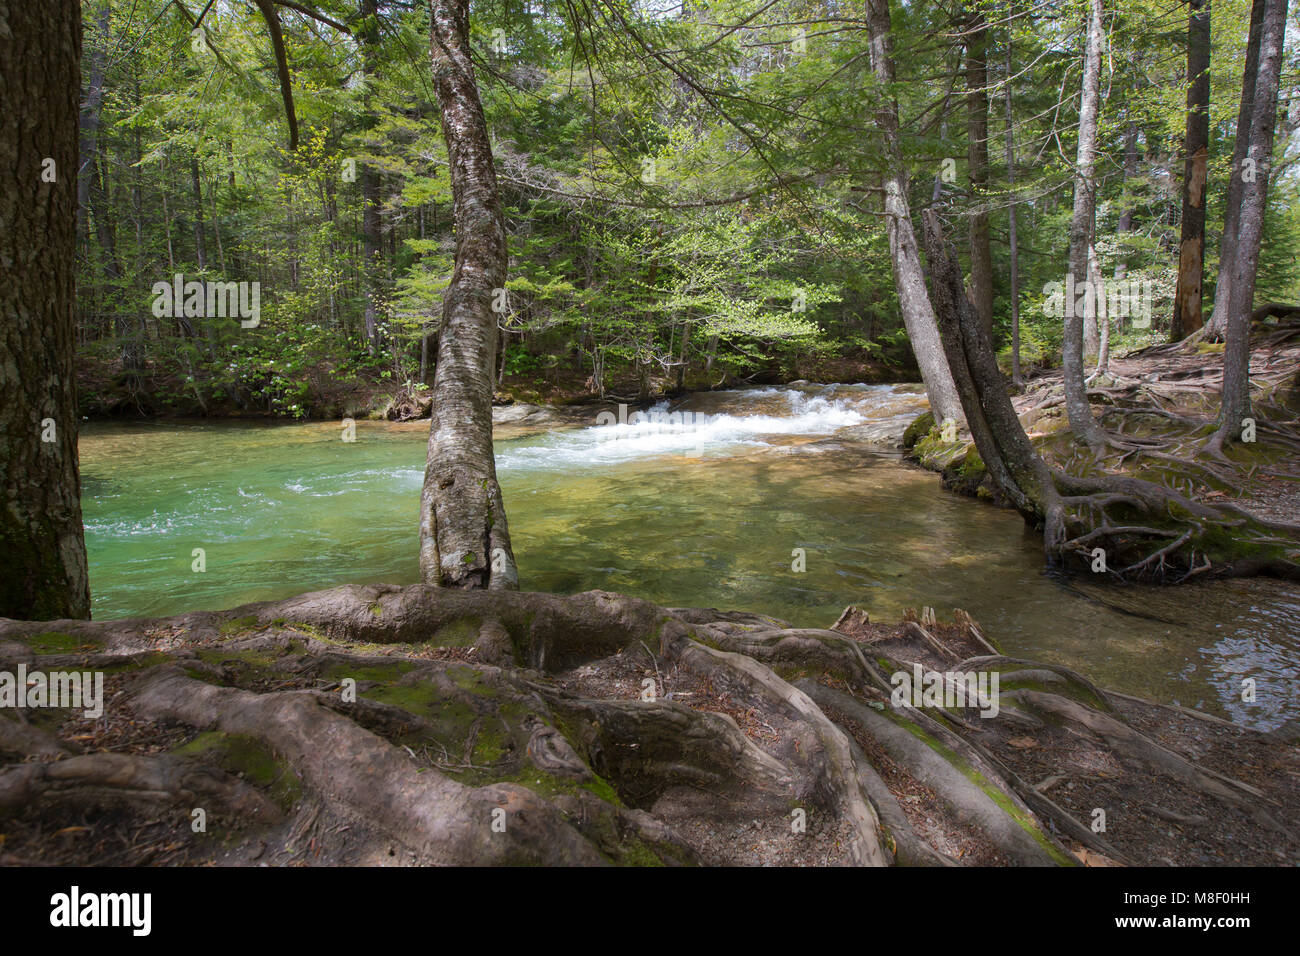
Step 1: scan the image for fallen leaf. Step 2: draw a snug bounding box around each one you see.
[1007,736,1038,749]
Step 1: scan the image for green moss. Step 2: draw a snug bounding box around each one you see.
[903,411,935,450]
[471,727,508,765]
[884,710,1077,866]
[580,772,623,807]
[196,647,279,671]
[218,615,260,635]
[322,658,418,687]
[957,449,985,480]
[617,838,667,867]
[432,617,482,647]
[173,731,302,811]
[25,631,102,654]
[98,651,171,672]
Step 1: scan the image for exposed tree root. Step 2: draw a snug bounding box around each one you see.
[1,584,1295,866]
[916,211,1300,584]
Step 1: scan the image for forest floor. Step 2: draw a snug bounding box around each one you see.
[908,320,1300,575]
[2,585,1296,867]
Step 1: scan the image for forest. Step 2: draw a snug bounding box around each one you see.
[0,0,1298,877]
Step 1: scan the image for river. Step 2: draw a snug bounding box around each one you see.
[79,384,1300,730]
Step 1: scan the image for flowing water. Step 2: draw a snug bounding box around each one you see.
[79,384,1300,730]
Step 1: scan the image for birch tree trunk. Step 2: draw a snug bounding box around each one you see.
[419,0,518,590]
[864,0,964,427]
[1063,0,1105,445]
[0,0,92,619]
[360,0,384,357]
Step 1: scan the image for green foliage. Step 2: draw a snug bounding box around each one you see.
[74,0,1300,415]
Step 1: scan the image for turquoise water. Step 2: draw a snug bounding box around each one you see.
[79,385,1300,729]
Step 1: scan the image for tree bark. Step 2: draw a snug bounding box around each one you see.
[419,0,518,590]
[965,9,994,341]
[1118,122,1139,235]
[1171,0,1211,341]
[1089,243,1110,373]
[921,211,1064,550]
[190,156,207,271]
[1216,0,1288,441]
[1004,20,1022,385]
[76,3,110,243]
[1205,0,1266,340]
[864,0,964,427]
[360,0,384,356]
[0,0,92,619]
[1063,0,1105,444]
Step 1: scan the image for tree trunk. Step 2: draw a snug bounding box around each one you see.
[190,156,206,271]
[1118,122,1139,234]
[1004,22,1022,385]
[1216,0,1288,441]
[921,211,1064,550]
[965,9,994,341]
[1205,0,1266,340]
[922,211,1296,581]
[1089,243,1109,373]
[418,0,518,590]
[0,0,92,620]
[864,0,964,427]
[1063,0,1105,444]
[360,0,384,356]
[91,148,142,378]
[76,3,110,243]
[1171,0,1211,341]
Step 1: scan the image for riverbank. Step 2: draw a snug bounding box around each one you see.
[2,583,1296,866]
[901,324,1300,579]
[76,339,908,422]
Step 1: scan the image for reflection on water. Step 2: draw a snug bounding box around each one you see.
[79,385,1300,730]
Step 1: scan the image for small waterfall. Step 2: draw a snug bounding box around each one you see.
[496,384,920,471]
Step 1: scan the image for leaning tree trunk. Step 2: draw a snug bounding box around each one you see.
[1171,0,1211,341]
[0,0,92,620]
[965,8,994,341]
[419,0,518,590]
[1204,0,1265,341]
[864,0,964,427]
[1063,0,1105,445]
[1215,0,1288,444]
[922,209,1299,581]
